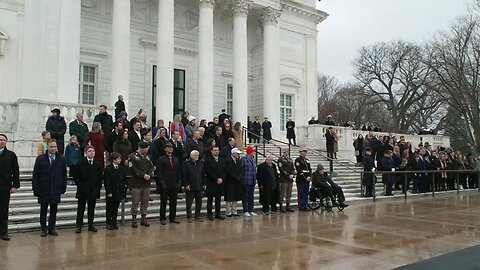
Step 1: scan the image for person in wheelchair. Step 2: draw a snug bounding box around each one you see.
[311,164,349,208]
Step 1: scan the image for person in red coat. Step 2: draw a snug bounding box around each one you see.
[84,122,105,168]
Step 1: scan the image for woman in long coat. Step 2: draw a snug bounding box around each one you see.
[232,122,244,152]
[84,122,105,168]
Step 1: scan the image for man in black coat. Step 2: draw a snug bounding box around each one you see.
[204,145,227,220]
[46,108,67,154]
[32,139,67,237]
[104,152,127,230]
[381,150,394,196]
[251,116,261,143]
[286,118,296,146]
[182,150,206,222]
[74,145,103,233]
[257,156,279,214]
[94,105,114,135]
[186,131,205,160]
[213,126,226,150]
[224,148,243,217]
[105,121,124,154]
[312,164,348,207]
[156,143,182,225]
[325,127,335,159]
[362,148,376,197]
[220,138,236,159]
[218,109,230,129]
[0,134,19,240]
[128,121,143,151]
[169,131,185,163]
[262,117,272,142]
[114,95,126,119]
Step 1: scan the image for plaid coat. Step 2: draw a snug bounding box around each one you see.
[241,155,257,186]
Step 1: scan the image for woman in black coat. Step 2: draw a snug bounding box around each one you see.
[73,145,103,233]
[104,152,127,230]
[224,150,243,217]
[32,140,67,236]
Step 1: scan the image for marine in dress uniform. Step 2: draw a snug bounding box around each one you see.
[295,148,312,211]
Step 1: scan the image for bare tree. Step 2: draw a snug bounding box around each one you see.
[317,73,340,120]
[354,41,433,133]
[427,14,480,154]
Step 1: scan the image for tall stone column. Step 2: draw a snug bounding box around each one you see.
[232,0,250,126]
[156,0,175,121]
[111,0,131,112]
[306,36,318,123]
[197,0,215,120]
[57,0,81,103]
[261,7,281,139]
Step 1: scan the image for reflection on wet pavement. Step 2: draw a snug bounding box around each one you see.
[1,192,480,269]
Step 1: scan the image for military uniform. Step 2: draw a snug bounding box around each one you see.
[295,154,312,210]
[128,149,155,227]
[278,154,295,212]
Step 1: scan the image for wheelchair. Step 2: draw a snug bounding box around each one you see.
[307,187,345,213]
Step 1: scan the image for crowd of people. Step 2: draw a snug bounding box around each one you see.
[355,131,479,197]
[0,98,348,241]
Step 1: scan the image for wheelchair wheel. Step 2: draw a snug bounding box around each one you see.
[307,200,321,210]
[322,197,333,212]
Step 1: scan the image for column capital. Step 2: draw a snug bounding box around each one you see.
[231,0,252,17]
[260,6,282,25]
[197,0,215,9]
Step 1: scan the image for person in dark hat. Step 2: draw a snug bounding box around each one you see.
[128,141,155,228]
[295,148,312,211]
[155,142,181,225]
[362,147,376,197]
[312,164,348,207]
[251,116,261,143]
[218,109,230,129]
[46,108,67,154]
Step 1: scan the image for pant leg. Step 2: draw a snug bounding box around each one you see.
[76,199,87,228]
[225,202,232,215]
[242,185,249,212]
[0,190,10,236]
[160,189,168,221]
[130,188,141,215]
[279,183,286,206]
[270,188,278,211]
[207,196,214,217]
[333,186,345,203]
[186,191,194,218]
[40,203,48,232]
[248,185,255,212]
[214,192,221,216]
[48,203,58,232]
[140,188,150,215]
[87,199,97,227]
[232,201,237,214]
[112,200,121,224]
[106,197,113,224]
[299,182,309,209]
[194,191,203,218]
[168,188,178,221]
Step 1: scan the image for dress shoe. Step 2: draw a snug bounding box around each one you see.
[48,230,58,236]
[215,215,225,220]
[106,225,114,230]
[339,203,349,208]
[75,227,81,234]
[208,216,214,221]
[286,208,294,213]
[88,227,98,232]
[187,218,193,223]
[194,217,204,222]
[160,220,167,225]
[225,214,232,218]
[41,231,48,237]
[233,213,240,217]
[113,223,119,230]
[169,220,180,224]
[0,234,10,241]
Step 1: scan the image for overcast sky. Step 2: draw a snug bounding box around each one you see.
[316,0,472,83]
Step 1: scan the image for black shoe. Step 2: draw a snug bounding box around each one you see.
[339,203,349,208]
[286,208,294,213]
[160,220,167,225]
[233,213,240,217]
[215,215,225,220]
[88,227,98,232]
[225,214,232,218]
[75,227,81,234]
[48,230,58,236]
[169,220,180,224]
[0,234,10,241]
[41,231,48,237]
[113,224,119,230]
[208,216,214,221]
[106,225,114,230]
[332,201,340,207]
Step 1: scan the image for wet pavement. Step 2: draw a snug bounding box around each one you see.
[1,192,480,269]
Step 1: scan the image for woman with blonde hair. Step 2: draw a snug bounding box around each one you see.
[84,122,105,167]
[37,131,51,156]
[232,122,244,151]
[169,114,186,142]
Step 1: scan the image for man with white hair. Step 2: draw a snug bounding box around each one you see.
[69,113,88,153]
[182,150,206,222]
[257,156,279,214]
[224,148,243,217]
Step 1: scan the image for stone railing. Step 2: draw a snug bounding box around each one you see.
[296,124,451,161]
[0,99,99,169]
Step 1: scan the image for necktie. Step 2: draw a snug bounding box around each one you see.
[89,160,93,165]
[50,155,54,164]
[169,157,173,168]
[114,165,118,170]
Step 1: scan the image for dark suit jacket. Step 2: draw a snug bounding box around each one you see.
[224,157,243,201]
[0,148,20,191]
[256,162,279,190]
[32,153,67,204]
[182,159,206,191]
[204,155,227,196]
[103,164,127,200]
[155,155,181,192]
[74,158,103,200]
[128,130,142,151]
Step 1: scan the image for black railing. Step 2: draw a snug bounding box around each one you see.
[358,169,480,202]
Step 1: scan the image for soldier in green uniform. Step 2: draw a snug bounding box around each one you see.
[128,141,155,228]
[278,148,295,213]
[295,148,312,211]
